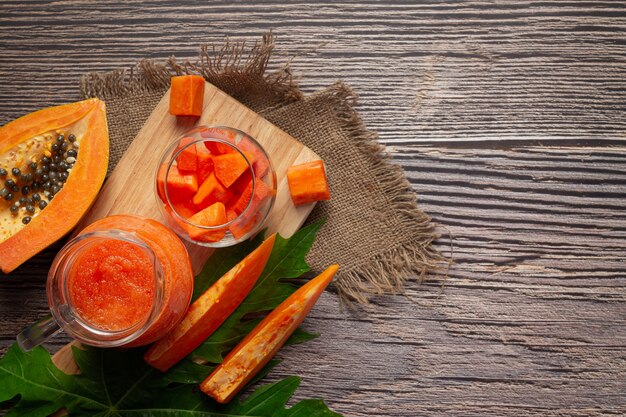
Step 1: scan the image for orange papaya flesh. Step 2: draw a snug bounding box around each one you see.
[192,172,233,209]
[212,151,254,189]
[286,160,330,206]
[196,148,214,184]
[170,199,197,219]
[200,264,339,403]
[169,75,205,117]
[175,137,198,173]
[144,234,277,372]
[161,166,198,202]
[200,128,238,155]
[186,201,227,242]
[231,170,252,195]
[0,99,109,274]
[229,178,273,216]
[227,208,260,240]
[204,141,236,156]
[238,140,269,178]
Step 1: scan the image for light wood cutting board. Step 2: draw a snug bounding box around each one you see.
[77,81,319,274]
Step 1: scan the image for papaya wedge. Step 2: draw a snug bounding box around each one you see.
[0,99,109,273]
[145,233,277,372]
[200,263,339,403]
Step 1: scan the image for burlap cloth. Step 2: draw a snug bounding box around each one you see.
[80,34,444,305]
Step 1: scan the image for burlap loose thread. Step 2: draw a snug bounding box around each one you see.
[79,33,446,306]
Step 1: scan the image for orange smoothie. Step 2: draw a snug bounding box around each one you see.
[72,215,194,347]
[68,239,156,331]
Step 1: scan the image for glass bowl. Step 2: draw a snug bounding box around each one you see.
[155,126,276,247]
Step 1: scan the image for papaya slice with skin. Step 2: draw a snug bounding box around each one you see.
[144,233,276,372]
[0,99,109,273]
[200,264,339,403]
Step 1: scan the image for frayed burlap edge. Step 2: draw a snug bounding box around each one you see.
[312,82,446,305]
[80,32,302,105]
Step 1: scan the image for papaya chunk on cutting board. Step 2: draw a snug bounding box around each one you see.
[169,75,205,117]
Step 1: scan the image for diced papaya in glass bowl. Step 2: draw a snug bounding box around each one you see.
[155,126,276,247]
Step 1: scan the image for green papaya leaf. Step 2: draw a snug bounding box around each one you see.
[0,344,103,416]
[0,345,340,416]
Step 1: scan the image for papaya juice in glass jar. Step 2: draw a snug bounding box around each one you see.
[17,215,194,350]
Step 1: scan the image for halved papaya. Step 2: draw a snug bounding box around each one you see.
[0,99,109,273]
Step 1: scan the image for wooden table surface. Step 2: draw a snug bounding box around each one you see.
[1,1,625,416]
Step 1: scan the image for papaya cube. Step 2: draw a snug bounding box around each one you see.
[204,140,236,156]
[175,138,198,173]
[213,151,254,188]
[252,158,269,179]
[170,199,197,219]
[238,140,269,179]
[230,178,273,215]
[187,202,227,242]
[196,148,214,184]
[201,129,237,155]
[286,160,330,206]
[231,170,252,194]
[159,165,198,202]
[169,75,205,117]
[192,172,234,209]
[227,209,260,240]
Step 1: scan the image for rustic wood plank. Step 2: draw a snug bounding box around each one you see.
[0,1,624,142]
[0,1,625,416]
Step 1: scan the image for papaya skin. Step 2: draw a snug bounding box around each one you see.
[0,99,109,273]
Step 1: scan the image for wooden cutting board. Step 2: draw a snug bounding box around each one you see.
[77,81,319,274]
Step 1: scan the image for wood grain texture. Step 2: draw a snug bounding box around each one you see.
[77,81,319,273]
[0,1,625,416]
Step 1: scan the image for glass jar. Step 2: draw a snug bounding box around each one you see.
[17,215,194,350]
[155,126,277,248]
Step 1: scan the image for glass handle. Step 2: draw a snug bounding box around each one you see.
[17,315,62,351]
